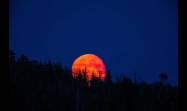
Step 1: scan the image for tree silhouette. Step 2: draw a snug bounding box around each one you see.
[54,63,63,78]
[9,50,177,111]
[105,70,112,84]
[159,72,168,85]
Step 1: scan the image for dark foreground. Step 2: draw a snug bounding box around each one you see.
[9,50,177,111]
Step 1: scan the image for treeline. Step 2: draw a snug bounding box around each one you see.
[9,50,177,111]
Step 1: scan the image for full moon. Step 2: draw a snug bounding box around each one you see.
[72,54,106,81]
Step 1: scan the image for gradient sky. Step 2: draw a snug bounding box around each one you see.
[9,0,178,85]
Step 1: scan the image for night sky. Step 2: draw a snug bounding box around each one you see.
[9,0,178,85]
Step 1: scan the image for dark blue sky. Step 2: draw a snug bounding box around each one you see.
[10,0,178,85]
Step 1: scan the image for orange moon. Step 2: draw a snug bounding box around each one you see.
[72,54,106,81]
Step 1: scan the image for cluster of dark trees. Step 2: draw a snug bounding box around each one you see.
[9,50,177,111]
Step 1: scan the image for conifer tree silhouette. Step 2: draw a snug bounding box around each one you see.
[9,50,177,111]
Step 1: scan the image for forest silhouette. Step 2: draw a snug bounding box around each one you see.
[9,50,177,111]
